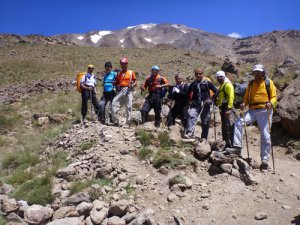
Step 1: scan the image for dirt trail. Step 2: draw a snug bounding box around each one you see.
[51,119,300,225]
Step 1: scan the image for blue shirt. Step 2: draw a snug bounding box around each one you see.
[103,71,117,92]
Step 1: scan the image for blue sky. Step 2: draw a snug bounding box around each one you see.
[0,0,299,38]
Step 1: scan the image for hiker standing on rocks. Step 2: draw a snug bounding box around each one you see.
[184,68,218,140]
[99,62,117,124]
[166,74,189,128]
[232,64,277,169]
[80,65,100,124]
[215,71,236,149]
[111,58,137,126]
[140,66,169,127]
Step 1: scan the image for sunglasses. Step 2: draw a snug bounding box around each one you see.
[195,73,203,75]
[253,71,264,74]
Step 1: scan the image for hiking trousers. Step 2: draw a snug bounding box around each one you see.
[111,87,133,124]
[220,107,235,147]
[81,89,100,118]
[233,108,273,161]
[140,92,162,127]
[99,91,115,123]
[167,104,188,128]
[185,102,211,138]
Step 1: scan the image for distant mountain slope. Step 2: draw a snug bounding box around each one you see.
[232,30,300,64]
[1,24,300,64]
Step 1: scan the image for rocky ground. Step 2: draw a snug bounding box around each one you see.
[1,111,299,225]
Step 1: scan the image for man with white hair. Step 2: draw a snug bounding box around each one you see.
[232,64,277,170]
[215,70,236,149]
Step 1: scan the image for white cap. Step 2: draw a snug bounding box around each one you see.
[252,64,265,72]
[216,70,226,78]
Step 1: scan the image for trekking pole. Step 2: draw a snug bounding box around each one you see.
[212,102,216,140]
[90,90,93,121]
[267,109,275,173]
[241,108,250,159]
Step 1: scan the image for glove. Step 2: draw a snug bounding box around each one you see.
[172,87,180,94]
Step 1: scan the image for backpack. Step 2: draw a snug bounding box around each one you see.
[76,72,86,93]
[233,82,247,108]
[232,78,271,108]
[203,77,214,97]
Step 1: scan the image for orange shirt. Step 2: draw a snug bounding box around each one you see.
[115,70,136,87]
[143,74,168,92]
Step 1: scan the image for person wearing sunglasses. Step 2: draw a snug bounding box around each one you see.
[184,68,218,141]
[232,64,277,170]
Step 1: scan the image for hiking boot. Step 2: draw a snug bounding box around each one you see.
[260,160,269,171]
[183,133,194,139]
[224,147,242,156]
[82,117,86,125]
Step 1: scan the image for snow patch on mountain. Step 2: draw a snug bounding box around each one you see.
[144,38,152,43]
[127,24,156,30]
[77,36,84,40]
[90,31,112,43]
[120,39,124,43]
[172,24,188,34]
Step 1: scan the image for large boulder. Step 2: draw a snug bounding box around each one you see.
[277,75,300,137]
[168,125,182,146]
[0,196,19,214]
[194,141,211,159]
[23,204,53,225]
[52,206,78,220]
[46,217,84,225]
[109,200,130,217]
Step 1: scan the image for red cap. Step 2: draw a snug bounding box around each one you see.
[120,57,128,64]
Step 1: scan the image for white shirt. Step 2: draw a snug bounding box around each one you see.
[81,73,97,87]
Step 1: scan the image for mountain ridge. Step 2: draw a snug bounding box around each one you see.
[1,23,300,64]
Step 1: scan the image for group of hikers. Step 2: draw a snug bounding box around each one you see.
[79,58,277,170]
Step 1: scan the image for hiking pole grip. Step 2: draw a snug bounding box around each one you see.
[268,109,275,172]
[242,109,250,159]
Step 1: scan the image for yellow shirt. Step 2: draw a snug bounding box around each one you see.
[216,82,234,109]
[244,79,277,109]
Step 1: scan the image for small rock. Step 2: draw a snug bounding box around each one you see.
[64,192,90,206]
[76,202,93,216]
[90,207,109,224]
[158,166,168,175]
[282,205,291,210]
[38,116,49,125]
[220,163,233,174]
[254,212,268,220]
[120,149,129,155]
[0,184,14,194]
[167,193,179,202]
[200,193,210,198]
[107,216,126,225]
[202,203,210,210]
